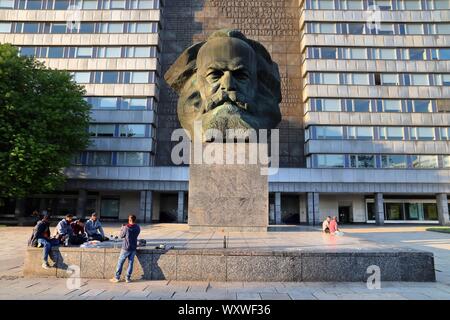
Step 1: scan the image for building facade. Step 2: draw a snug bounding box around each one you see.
[0,0,449,225]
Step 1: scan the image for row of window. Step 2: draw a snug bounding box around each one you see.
[306,98,439,113]
[308,154,450,169]
[72,71,156,84]
[88,124,153,138]
[307,72,450,86]
[0,0,160,9]
[306,47,450,61]
[0,21,158,34]
[306,22,450,35]
[72,151,151,166]
[18,46,158,58]
[307,126,450,141]
[366,201,439,222]
[85,96,156,110]
[305,0,449,10]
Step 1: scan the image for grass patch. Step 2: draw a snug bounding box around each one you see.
[426,227,450,234]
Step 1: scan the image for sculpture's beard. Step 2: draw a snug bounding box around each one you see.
[200,91,255,137]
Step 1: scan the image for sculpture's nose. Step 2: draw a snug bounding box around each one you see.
[220,71,236,91]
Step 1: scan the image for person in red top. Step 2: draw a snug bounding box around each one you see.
[69,219,87,245]
[329,216,339,234]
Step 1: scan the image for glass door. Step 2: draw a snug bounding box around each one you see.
[100,198,120,219]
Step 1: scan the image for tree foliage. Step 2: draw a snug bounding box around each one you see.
[0,44,90,198]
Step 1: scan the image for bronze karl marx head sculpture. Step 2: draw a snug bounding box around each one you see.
[164,29,282,141]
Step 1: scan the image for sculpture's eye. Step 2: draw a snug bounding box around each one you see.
[207,70,223,81]
[233,70,249,81]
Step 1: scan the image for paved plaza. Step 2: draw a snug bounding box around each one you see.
[0,224,449,300]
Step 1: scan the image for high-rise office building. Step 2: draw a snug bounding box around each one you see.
[1,0,449,225]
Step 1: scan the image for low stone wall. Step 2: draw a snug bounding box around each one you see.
[23,247,436,282]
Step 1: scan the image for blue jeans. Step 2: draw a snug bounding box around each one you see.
[115,250,136,280]
[38,238,60,263]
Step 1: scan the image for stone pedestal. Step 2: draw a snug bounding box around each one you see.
[188,143,268,232]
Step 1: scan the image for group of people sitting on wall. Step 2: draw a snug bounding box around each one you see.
[28,212,108,269]
[28,212,142,283]
[322,216,343,235]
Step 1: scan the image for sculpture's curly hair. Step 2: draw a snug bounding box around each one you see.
[165,29,282,137]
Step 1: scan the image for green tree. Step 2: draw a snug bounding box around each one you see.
[0,44,90,198]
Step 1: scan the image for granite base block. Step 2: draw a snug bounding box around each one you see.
[23,248,436,282]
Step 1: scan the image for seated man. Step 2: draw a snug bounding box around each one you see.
[55,214,74,246]
[85,212,108,241]
[28,214,59,269]
[322,216,331,234]
[70,219,87,245]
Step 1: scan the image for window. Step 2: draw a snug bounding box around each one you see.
[0,23,11,33]
[375,0,392,10]
[117,152,146,166]
[319,23,335,33]
[54,0,69,9]
[343,0,363,9]
[386,203,404,220]
[321,99,341,111]
[20,47,36,56]
[321,73,338,84]
[318,0,334,9]
[73,72,91,83]
[435,0,450,9]
[316,126,343,139]
[443,155,450,168]
[317,155,345,168]
[348,127,373,140]
[377,24,394,35]
[413,100,432,112]
[79,23,95,34]
[350,155,375,168]
[131,0,158,9]
[353,99,371,112]
[437,24,450,34]
[47,47,64,58]
[71,153,83,166]
[381,74,399,85]
[351,73,370,85]
[379,49,396,60]
[347,23,365,34]
[410,74,429,86]
[383,100,402,112]
[75,47,93,58]
[119,124,146,137]
[440,127,450,140]
[130,72,149,83]
[23,23,40,33]
[127,47,154,58]
[321,47,336,59]
[411,155,439,168]
[101,71,119,84]
[401,0,421,9]
[405,24,423,35]
[409,48,425,60]
[122,98,148,110]
[443,75,450,86]
[90,97,118,109]
[380,127,404,140]
[89,124,115,137]
[50,23,67,34]
[129,22,156,33]
[440,49,450,60]
[110,0,126,9]
[98,47,121,58]
[26,0,42,9]
[410,127,435,140]
[101,23,123,33]
[82,0,98,9]
[381,155,407,168]
[349,48,366,59]
[87,152,112,166]
[0,0,14,8]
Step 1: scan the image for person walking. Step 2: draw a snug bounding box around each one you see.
[110,214,141,283]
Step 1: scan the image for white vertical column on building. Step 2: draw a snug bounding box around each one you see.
[437,194,450,226]
[307,192,319,225]
[375,193,385,226]
[177,191,185,223]
[275,192,282,225]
